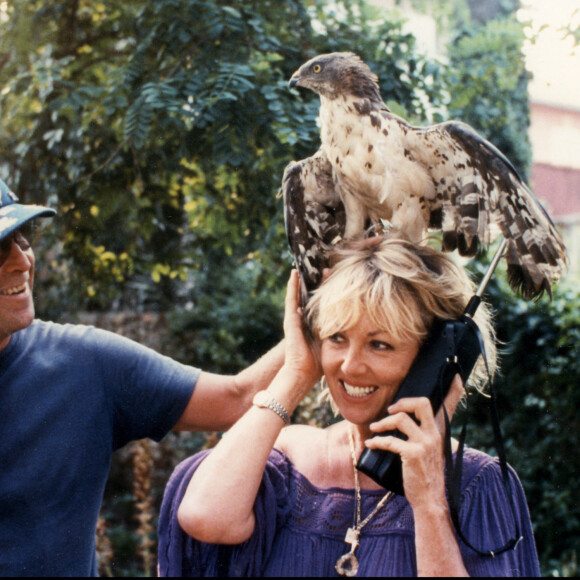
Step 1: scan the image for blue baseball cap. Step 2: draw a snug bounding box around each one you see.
[0,178,56,242]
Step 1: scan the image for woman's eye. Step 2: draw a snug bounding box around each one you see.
[328,333,344,344]
[371,340,393,351]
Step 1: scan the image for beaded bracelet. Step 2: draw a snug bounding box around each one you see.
[252,391,291,426]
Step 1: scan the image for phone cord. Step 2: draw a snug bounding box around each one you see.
[443,316,523,557]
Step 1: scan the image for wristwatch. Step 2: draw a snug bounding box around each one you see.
[252,391,291,426]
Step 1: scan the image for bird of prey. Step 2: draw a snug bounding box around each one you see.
[282,51,567,304]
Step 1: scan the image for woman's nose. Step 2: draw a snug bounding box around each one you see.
[340,345,366,376]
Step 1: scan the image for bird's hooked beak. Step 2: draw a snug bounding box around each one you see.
[288,74,300,89]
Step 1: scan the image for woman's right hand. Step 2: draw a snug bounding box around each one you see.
[270,270,322,411]
[177,270,322,546]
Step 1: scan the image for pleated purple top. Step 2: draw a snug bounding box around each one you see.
[158,447,540,577]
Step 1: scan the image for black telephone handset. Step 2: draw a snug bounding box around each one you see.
[356,311,482,495]
[357,240,507,496]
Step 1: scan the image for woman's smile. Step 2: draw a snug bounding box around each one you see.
[340,380,379,398]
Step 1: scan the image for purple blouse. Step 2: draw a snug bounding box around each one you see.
[158,447,540,577]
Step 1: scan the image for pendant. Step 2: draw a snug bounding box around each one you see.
[335,552,359,577]
[335,527,360,576]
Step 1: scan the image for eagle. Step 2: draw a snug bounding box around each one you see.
[281,52,567,305]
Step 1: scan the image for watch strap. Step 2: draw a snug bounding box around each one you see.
[252,391,291,426]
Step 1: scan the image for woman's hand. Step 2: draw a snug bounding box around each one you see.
[363,376,463,509]
[269,270,322,411]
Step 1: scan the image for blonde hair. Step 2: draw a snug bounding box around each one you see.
[305,237,497,394]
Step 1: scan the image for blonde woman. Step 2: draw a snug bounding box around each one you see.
[158,238,539,577]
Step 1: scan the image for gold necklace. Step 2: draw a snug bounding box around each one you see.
[335,426,393,577]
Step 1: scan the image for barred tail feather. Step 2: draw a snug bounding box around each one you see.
[498,180,567,300]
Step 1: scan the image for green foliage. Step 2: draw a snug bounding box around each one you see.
[403,0,531,177]
[0,0,447,356]
[454,262,580,577]
[445,13,532,178]
[493,283,580,576]
[404,0,522,31]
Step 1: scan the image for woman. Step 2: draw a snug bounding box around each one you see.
[158,238,540,577]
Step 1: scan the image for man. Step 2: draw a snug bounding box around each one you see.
[0,179,285,576]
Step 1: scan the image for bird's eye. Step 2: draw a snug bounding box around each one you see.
[313,64,322,73]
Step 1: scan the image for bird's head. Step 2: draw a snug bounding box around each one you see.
[289,52,382,101]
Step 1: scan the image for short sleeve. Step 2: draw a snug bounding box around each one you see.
[158,449,293,577]
[456,452,541,577]
[87,326,199,447]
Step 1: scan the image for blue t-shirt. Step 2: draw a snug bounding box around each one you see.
[0,320,199,577]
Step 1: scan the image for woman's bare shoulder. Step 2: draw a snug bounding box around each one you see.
[275,424,327,457]
[274,422,351,489]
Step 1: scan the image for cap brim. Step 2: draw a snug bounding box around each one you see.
[0,203,56,241]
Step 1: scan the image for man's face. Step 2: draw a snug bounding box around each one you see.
[0,229,36,351]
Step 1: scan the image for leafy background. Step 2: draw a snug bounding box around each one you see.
[0,0,577,576]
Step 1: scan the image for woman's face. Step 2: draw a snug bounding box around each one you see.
[320,311,420,426]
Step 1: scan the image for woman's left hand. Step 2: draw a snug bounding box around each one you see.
[363,376,463,510]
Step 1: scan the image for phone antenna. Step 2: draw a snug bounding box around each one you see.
[464,238,508,318]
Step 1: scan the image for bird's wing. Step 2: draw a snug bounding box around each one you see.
[422,121,568,299]
[280,151,345,306]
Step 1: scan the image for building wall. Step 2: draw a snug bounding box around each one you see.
[529,101,580,277]
[529,102,580,171]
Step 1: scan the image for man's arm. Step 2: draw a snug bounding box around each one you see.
[172,340,286,431]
